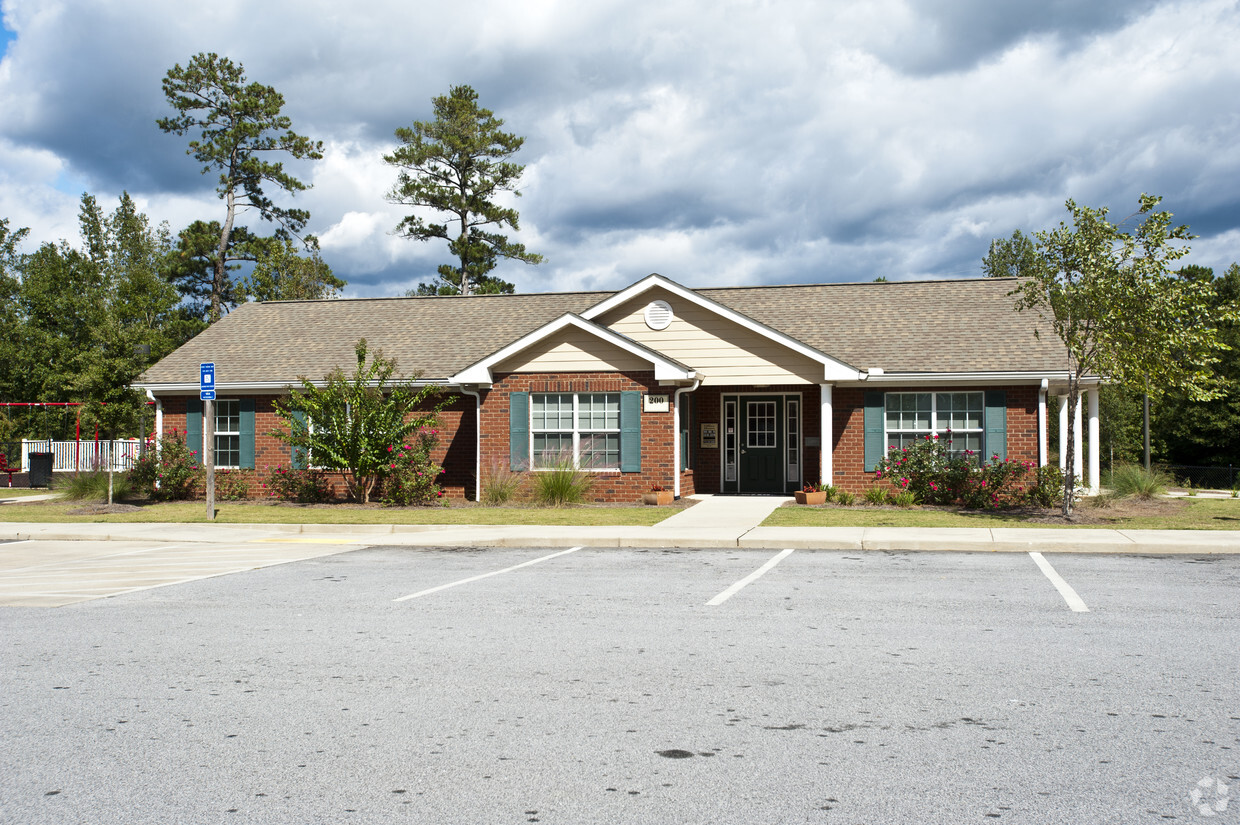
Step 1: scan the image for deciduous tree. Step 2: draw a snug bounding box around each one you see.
[982,229,1038,278]
[1012,194,1236,514]
[237,237,344,302]
[384,85,542,296]
[159,52,323,322]
[272,339,445,504]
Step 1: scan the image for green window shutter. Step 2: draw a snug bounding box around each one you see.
[985,390,1007,462]
[680,429,688,472]
[620,391,641,472]
[239,398,256,469]
[863,391,885,472]
[290,410,308,470]
[186,398,202,467]
[509,392,530,470]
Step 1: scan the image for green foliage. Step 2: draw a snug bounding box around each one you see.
[1107,463,1171,499]
[261,466,334,503]
[891,490,917,508]
[875,434,1051,510]
[481,460,524,505]
[834,489,857,506]
[532,452,593,507]
[129,429,203,501]
[237,237,344,302]
[377,428,446,506]
[1011,194,1237,514]
[159,53,323,322]
[272,339,446,504]
[982,229,1038,278]
[1029,465,1065,508]
[384,84,542,296]
[6,194,192,439]
[51,471,133,502]
[863,486,889,506]
[214,470,254,501]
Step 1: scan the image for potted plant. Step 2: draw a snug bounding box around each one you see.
[795,483,828,505]
[642,485,674,506]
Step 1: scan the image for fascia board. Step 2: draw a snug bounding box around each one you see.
[134,380,451,394]
[449,313,695,385]
[840,371,1099,386]
[581,273,861,376]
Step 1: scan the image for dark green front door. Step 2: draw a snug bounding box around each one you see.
[740,396,783,493]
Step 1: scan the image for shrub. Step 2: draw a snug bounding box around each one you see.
[214,470,255,501]
[1109,463,1170,499]
[864,486,889,506]
[891,490,916,508]
[480,461,523,505]
[128,430,203,501]
[834,489,856,506]
[532,452,593,507]
[263,466,334,503]
[377,428,445,506]
[875,434,1048,510]
[820,484,838,503]
[52,471,132,502]
[1029,465,1064,508]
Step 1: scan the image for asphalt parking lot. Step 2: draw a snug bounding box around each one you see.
[1,543,1238,824]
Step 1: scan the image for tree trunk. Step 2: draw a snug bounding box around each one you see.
[213,186,237,323]
[1062,378,1079,516]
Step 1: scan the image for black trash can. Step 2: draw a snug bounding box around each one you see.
[28,452,54,488]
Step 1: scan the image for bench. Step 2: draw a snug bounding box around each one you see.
[0,453,19,487]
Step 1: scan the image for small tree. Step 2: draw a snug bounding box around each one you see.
[159,53,323,322]
[384,84,543,296]
[1013,194,1236,515]
[272,339,445,504]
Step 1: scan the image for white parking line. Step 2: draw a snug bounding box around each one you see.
[393,547,583,602]
[707,548,795,606]
[1029,552,1090,612]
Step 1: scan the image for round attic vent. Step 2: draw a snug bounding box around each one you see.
[644,300,674,330]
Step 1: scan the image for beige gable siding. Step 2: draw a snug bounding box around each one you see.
[494,328,651,373]
[598,288,822,385]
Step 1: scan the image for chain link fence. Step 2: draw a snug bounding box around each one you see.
[1160,464,1240,491]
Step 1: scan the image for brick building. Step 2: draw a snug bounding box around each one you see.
[137,274,1103,501]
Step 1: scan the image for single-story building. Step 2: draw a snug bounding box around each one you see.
[136,274,1103,500]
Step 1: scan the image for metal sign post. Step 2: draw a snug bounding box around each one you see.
[201,363,216,521]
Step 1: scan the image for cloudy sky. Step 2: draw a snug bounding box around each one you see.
[1,0,1238,298]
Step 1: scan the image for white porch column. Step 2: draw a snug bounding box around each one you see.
[155,398,164,457]
[1058,395,1068,472]
[1037,382,1048,467]
[1073,394,1084,484]
[1088,388,1100,495]
[820,383,833,487]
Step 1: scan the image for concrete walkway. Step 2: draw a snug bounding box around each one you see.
[655,493,791,530]
[3,518,1239,554]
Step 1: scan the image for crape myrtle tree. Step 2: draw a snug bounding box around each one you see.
[384,84,543,296]
[159,52,323,322]
[1012,194,1237,515]
[272,339,446,504]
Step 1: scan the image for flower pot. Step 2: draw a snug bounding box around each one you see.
[643,490,674,506]
[795,490,827,505]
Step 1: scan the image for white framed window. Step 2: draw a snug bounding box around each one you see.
[885,392,983,458]
[214,399,241,469]
[531,393,620,470]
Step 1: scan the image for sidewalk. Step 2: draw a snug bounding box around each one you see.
[2,492,1238,554]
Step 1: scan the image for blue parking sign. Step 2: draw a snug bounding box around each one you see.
[200,363,215,401]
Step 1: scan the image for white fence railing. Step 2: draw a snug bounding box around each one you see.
[19,440,144,473]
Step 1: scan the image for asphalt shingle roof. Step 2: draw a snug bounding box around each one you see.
[140,277,1067,387]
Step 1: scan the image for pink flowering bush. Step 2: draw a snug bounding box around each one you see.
[874,432,1061,509]
[128,429,204,501]
[263,466,334,503]
[376,426,445,506]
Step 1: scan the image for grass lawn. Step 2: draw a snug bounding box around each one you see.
[762,497,1240,530]
[0,499,682,526]
[0,489,56,499]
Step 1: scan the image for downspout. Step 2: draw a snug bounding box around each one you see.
[673,378,701,499]
[460,387,482,502]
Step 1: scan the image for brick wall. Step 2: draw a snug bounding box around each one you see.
[159,391,472,500]
[830,385,1044,493]
[480,371,694,503]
